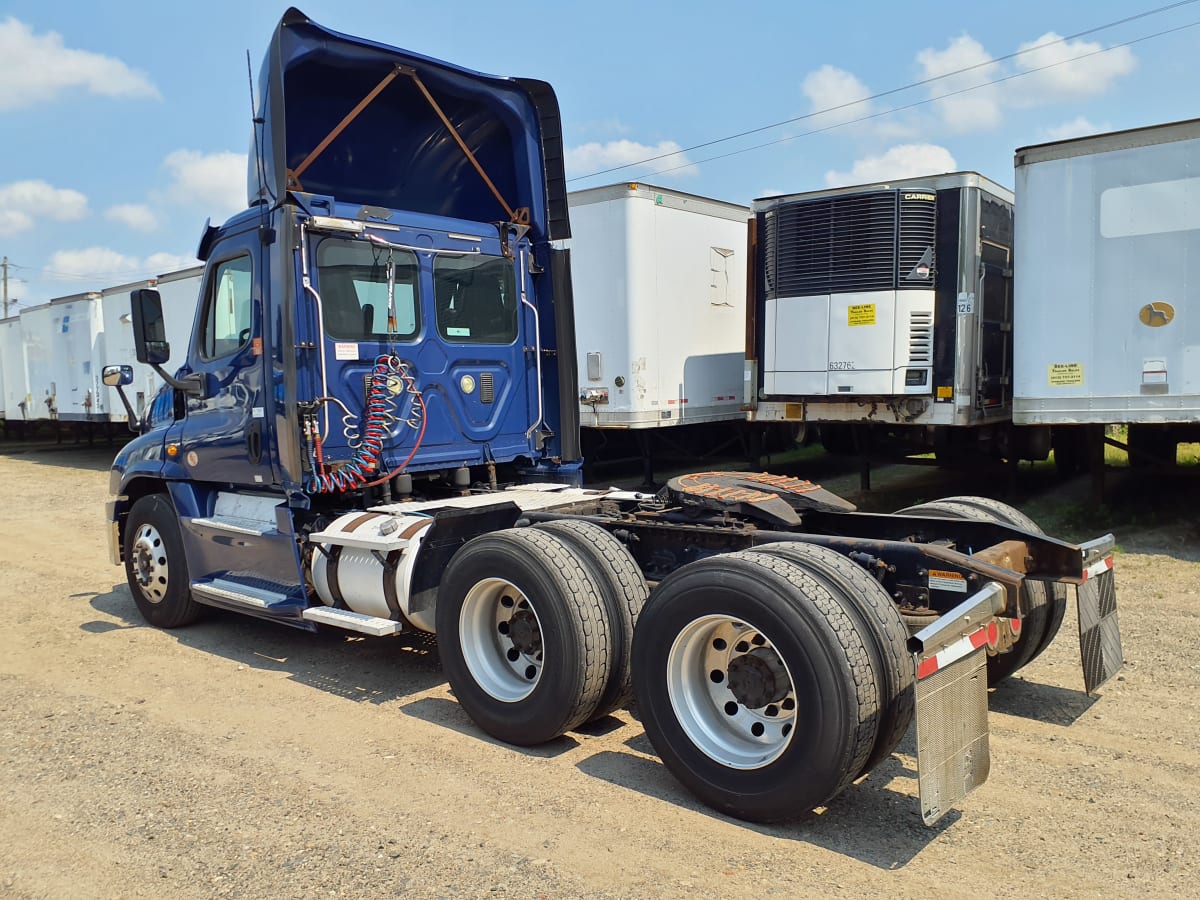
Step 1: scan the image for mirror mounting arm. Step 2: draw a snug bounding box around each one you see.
[153,366,205,398]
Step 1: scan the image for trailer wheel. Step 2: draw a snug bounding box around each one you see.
[895,496,1065,683]
[749,542,914,776]
[632,552,878,823]
[436,528,613,746]
[532,520,648,720]
[123,494,203,628]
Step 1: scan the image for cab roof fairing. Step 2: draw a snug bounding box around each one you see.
[248,8,570,245]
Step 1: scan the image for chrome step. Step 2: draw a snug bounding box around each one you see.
[190,515,277,537]
[191,577,293,609]
[301,606,404,636]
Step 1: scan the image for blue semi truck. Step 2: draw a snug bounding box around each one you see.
[103,8,1121,825]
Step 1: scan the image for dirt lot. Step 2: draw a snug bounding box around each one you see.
[1,444,1197,899]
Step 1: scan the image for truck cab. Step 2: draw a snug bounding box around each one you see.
[107,8,579,612]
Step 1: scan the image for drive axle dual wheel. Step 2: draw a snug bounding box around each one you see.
[436,526,647,746]
[631,551,885,823]
[895,495,1068,684]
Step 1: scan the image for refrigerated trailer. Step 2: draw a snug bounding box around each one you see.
[1013,118,1200,468]
[746,173,1048,462]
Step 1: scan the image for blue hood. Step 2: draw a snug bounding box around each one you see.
[250,8,570,241]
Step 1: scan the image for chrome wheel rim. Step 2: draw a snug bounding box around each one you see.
[459,577,544,702]
[130,523,169,604]
[666,615,797,769]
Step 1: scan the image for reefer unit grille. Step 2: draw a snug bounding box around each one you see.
[761,189,936,298]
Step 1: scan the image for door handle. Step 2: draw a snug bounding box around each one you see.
[247,420,263,464]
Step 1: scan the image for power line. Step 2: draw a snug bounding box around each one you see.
[569,0,1200,183]
[614,16,1200,183]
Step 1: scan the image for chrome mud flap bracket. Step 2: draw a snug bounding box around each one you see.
[1077,543,1123,695]
[909,581,1005,826]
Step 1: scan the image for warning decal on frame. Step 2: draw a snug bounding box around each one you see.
[928,570,968,593]
[848,304,876,326]
[1048,362,1084,386]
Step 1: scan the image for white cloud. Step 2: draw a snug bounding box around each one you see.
[45,247,198,282]
[0,209,34,237]
[105,203,159,232]
[1014,32,1136,101]
[161,149,248,217]
[802,65,872,126]
[0,17,159,111]
[565,139,698,178]
[825,144,957,188]
[1041,116,1109,142]
[0,179,89,236]
[917,35,1004,133]
[143,252,200,274]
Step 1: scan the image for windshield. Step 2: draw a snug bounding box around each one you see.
[316,239,419,341]
[433,254,518,344]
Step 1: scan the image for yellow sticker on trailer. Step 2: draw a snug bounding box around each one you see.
[1048,362,1084,386]
[848,304,876,326]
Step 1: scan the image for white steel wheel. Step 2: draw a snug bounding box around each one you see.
[632,552,876,823]
[667,615,797,770]
[459,577,544,703]
[130,522,170,604]
[122,493,203,629]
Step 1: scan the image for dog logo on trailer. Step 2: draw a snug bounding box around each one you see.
[1138,302,1175,327]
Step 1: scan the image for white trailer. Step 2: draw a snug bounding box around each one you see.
[20,291,105,425]
[569,183,749,431]
[0,315,25,429]
[746,173,1042,462]
[1013,119,1200,467]
[100,267,203,424]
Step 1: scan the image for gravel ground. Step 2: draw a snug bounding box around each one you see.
[0,443,1197,898]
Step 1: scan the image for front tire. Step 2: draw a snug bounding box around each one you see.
[436,528,614,746]
[123,494,203,628]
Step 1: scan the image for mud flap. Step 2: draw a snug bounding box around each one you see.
[1078,565,1122,695]
[909,581,1003,825]
[915,648,990,826]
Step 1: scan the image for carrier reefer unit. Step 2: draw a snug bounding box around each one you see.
[570,183,749,431]
[1013,118,1200,465]
[21,291,105,424]
[101,268,203,424]
[747,173,1037,458]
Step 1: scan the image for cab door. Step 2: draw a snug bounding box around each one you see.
[178,229,277,487]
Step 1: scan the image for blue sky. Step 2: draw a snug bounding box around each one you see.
[2,0,1198,308]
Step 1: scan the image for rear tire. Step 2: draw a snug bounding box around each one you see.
[436,528,613,745]
[748,542,914,776]
[533,520,648,720]
[123,494,203,628]
[895,496,1065,684]
[632,552,879,823]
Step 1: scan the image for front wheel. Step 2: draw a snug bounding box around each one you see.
[123,494,203,628]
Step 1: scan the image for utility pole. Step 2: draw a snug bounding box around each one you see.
[2,256,8,319]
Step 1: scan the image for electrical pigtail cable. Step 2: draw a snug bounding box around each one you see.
[307,354,427,494]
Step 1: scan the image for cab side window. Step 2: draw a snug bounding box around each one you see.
[200,255,254,359]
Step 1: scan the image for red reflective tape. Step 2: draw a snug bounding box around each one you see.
[917,657,940,679]
[969,625,991,650]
